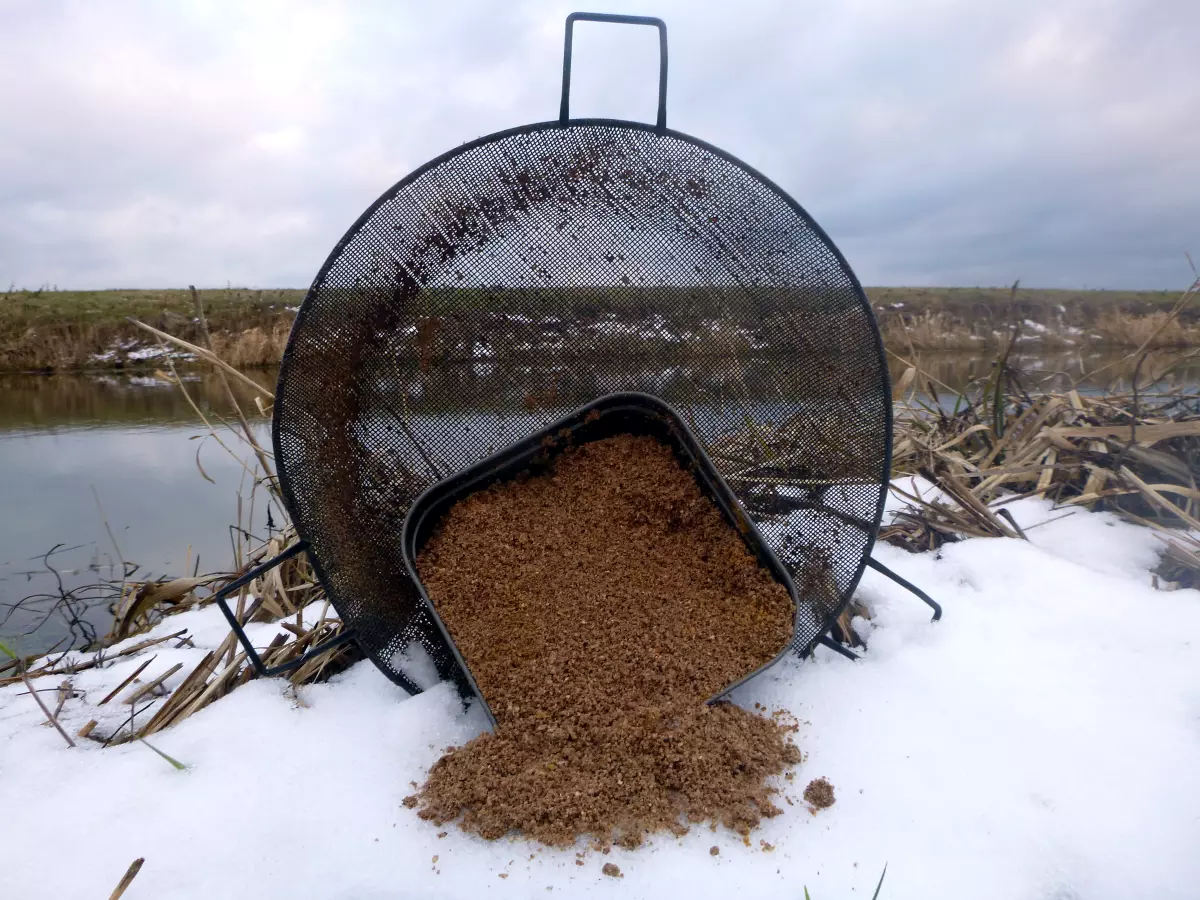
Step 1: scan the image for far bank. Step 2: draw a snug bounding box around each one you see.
[1,285,1195,373]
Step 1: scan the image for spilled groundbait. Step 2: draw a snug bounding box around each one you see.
[405,434,805,849]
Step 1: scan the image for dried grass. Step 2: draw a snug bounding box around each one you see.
[1091,309,1200,348]
[0,317,294,372]
[3,292,358,746]
[882,277,1200,590]
[1,519,359,745]
[876,288,1200,352]
[208,320,292,368]
[0,287,299,372]
[878,312,991,352]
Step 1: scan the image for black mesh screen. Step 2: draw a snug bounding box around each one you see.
[273,120,891,696]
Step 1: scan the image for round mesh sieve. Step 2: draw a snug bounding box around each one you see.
[272,117,891,696]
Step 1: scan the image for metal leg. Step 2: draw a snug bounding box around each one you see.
[815,633,860,661]
[865,557,942,621]
[210,541,359,676]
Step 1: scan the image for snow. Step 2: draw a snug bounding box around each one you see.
[1023,318,1050,335]
[89,341,196,364]
[126,345,171,361]
[2,499,1199,899]
[593,313,685,343]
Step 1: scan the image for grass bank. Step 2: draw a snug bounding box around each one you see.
[1,285,1196,373]
[0,287,301,373]
[870,286,1200,351]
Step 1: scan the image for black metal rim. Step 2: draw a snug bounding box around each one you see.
[272,116,893,672]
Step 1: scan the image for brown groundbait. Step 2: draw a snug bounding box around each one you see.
[409,434,802,848]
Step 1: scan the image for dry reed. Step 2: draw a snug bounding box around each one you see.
[875,307,1200,352]
[882,277,1200,589]
[2,290,357,746]
[0,288,299,372]
[1090,309,1200,348]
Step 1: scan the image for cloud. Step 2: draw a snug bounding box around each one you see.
[0,0,1195,290]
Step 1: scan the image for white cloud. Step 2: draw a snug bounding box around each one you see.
[0,0,1196,289]
[247,129,306,157]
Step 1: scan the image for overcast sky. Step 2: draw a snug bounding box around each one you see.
[1,0,1196,290]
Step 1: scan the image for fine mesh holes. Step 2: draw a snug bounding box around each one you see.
[274,122,889,695]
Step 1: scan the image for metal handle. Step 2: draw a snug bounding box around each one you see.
[211,541,357,676]
[559,12,668,129]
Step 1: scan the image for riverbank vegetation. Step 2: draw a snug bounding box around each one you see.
[0,286,298,372]
[1,284,1197,373]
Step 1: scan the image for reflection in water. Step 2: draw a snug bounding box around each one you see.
[0,371,279,655]
[0,369,278,431]
[2,350,1196,655]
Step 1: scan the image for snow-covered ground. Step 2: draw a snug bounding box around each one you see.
[2,496,1199,899]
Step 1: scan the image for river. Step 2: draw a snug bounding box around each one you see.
[3,350,1196,656]
[0,370,278,655]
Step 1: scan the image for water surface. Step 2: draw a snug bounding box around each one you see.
[0,371,279,655]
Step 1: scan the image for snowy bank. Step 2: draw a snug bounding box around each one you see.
[2,497,1199,899]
